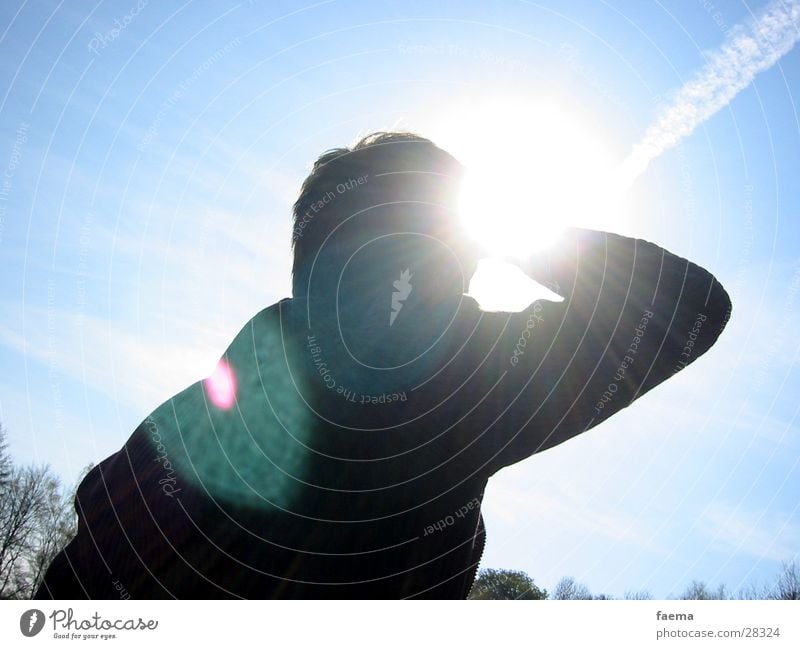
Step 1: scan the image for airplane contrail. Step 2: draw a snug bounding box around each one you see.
[618,0,800,187]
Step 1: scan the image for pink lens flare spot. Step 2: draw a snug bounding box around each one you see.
[205,359,237,409]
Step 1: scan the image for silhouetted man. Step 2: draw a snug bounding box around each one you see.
[36,132,731,599]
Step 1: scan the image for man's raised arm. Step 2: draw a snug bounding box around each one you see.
[481,228,732,472]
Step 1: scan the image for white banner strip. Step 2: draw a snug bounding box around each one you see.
[1,600,797,649]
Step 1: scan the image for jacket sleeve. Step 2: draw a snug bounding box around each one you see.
[476,228,732,473]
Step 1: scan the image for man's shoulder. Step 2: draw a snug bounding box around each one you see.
[230,297,295,342]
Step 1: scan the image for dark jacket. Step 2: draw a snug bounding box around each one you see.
[35,229,731,599]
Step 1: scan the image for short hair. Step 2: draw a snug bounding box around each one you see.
[291,132,464,294]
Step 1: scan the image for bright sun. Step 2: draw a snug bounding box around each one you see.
[429,96,625,310]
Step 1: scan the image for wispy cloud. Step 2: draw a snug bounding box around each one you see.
[0,202,287,402]
[619,0,800,186]
[0,307,220,411]
[699,501,800,563]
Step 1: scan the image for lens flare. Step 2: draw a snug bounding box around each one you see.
[205,358,237,409]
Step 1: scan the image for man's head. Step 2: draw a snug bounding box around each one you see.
[291,132,477,298]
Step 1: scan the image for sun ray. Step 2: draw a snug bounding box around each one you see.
[430,96,624,309]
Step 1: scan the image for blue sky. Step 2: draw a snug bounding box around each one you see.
[1,0,798,598]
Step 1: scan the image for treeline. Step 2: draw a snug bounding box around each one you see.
[0,424,88,599]
[469,566,800,600]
